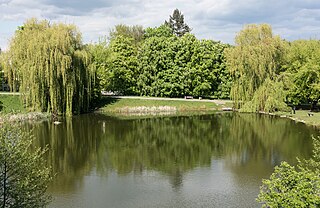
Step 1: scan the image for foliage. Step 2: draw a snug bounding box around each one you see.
[87,40,108,101]
[258,137,320,207]
[144,24,174,38]
[226,24,287,112]
[165,9,191,37]
[299,137,320,175]
[240,78,290,112]
[137,29,231,98]
[109,24,145,46]
[3,18,96,116]
[283,40,320,105]
[0,123,52,207]
[103,35,139,95]
[89,22,232,100]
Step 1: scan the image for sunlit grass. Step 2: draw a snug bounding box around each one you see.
[275,110,320,127]
[0,94,25,114]
[97,97,227,113]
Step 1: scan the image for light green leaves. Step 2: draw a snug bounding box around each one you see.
[0,123,52,207]
[226,24,287,112]
[3,18,96,115]
[258,137,320,207]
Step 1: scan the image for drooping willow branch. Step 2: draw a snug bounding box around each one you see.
[3,18,96,116]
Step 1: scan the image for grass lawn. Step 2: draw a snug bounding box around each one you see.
[0,94,25,114]
[274,110,320,127]
[97,97,226,113]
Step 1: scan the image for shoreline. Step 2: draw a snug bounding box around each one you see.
[259,111,320,128]
[0,112,50,123]
[1,94,318,128]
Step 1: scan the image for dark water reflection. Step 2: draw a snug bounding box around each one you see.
[26,113,318,208]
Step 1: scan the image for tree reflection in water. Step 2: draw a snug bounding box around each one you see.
[26,113,317,193]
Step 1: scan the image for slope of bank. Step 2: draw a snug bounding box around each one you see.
[96,96,233,115]
[272,111,320,128]
[0,94,49,122]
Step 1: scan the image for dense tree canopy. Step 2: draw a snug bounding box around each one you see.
[137,25,231,98]
[3,18,96,115]
[0,123,52,207]
[226,24,288,112]
[1,17,319,114]
[104,35,139,95]
[91,24,231,98]
[284,40,320,106]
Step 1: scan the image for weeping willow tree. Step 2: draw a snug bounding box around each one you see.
[226,24,288,112]
[3,18,95,116]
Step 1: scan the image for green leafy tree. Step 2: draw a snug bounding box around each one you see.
[187,39,231,98]
[0,123,52,207]
[284,40,320,106]
[137,29,177,97]
[138,25,230,98]
[104,35,139,95]
[88,39,109,96]
[165,9,191,37]
[3,18,96,116]
[109,24,145,46]
[257,137,320,207]
[144,24,174,38]
[226,24,287,112]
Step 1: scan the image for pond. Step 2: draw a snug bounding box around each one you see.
[27,112,318,208]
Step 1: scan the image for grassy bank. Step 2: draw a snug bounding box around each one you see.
[273,110,320,128]
[0,94,50,122]
[96,97,232,114]
[0,94,25,114]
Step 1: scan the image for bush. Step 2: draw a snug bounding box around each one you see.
[257,137,320,207]
[0,123,52,207]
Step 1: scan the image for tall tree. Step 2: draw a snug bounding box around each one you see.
[109,24,145,46]
[137,25,230,98]
[225,24,287,112]
[104,35,139,95]
[88,39,109,95]
[165,9,191,37]
[3,18,96,116]
[284,40,320,107]
[0,123,52,207]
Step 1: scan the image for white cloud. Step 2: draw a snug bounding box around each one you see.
[1,0,320,50]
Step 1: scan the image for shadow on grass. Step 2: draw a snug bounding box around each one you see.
[94,96,120,110]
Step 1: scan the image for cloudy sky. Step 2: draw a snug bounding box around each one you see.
[1,0,320,50]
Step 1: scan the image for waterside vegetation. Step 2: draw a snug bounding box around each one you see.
[96,97,232,114]
[0,10,319,117]
[0,9,320,207]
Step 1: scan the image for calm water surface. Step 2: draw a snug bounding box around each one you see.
[27,112,318,208]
